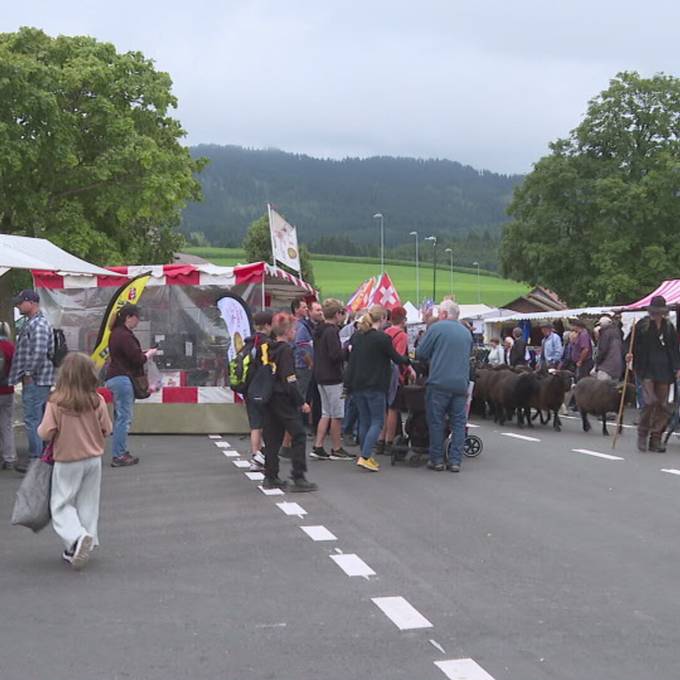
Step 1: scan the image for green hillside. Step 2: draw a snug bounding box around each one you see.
[184,248,527,306]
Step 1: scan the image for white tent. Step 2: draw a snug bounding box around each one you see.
[0,234,123,278]
[403,301,420,324]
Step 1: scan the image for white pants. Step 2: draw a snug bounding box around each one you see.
[51,457,102,550]
[0,393,16,463]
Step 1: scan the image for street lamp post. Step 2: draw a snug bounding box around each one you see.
[409,230,419,306]
[444,247,453,296]
[473,261,481,303]
[373,213,384,274]
[425,236,437,302]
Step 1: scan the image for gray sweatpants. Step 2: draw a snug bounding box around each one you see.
[0,393,16,464]
[51,457,102,550]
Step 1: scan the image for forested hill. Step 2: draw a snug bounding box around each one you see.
[181,145,522,252]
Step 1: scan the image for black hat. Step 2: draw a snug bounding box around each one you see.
[13,289,40,305]
[253,310,273,327]
[648,295,669,314]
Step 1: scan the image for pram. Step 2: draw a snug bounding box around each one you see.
[390,381,483,466]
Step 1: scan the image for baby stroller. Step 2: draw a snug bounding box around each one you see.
[390,381,483,466]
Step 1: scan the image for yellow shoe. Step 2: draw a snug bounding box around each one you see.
[356,456,380,472]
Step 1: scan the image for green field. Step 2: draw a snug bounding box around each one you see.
[184,247,528,306]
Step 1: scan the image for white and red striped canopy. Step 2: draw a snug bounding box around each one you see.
[626,280,680,309]
[32,261,315,295]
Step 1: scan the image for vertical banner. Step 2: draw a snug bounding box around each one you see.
[91,272,151,369]
[268,204,301,273]
[217,294,254,362]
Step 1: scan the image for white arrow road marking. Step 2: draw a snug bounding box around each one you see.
[300,525,337,541]
[371,596,432,630]
[435,658,496,679]
[500,432,541,442]
[330,554,375,577]
[572,448,624,461]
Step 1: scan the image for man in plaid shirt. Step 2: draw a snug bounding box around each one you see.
[10,290,55,470]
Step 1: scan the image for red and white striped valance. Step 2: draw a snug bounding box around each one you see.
[98,386,240,404]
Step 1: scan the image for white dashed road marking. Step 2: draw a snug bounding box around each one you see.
[232,459,251,469]
[223,450,240,458]
[300,525,337,541]
[500,432,541,442]
[330,553,376,577]
[258,485,285,496]
[661,468,680,476]
[371,596,433,630]
[244,471,265,481]
[208,435,222,439]
[215,441,232,448]
[434,658,496,679]
[276,502,307,517]
[572,448,624,461]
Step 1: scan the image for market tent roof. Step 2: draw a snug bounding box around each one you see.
[625,280,680,309]
[403,301,420,324]
[458,304,499,319]
[0,234,124,278]
[484,306,620,324]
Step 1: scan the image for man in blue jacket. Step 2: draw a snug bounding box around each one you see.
[415,299,472,472]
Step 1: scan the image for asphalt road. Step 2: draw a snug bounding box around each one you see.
[1,412,680,680]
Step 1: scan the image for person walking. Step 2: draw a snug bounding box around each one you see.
[311,299,352,460]
[292,298,314,425]
[487,338,504,366]
[37,353,112,569]
[344,305,410,472]
[509,327,527,367]
[261,313,317,492]
[9,289,55,471]
[0,322,17,470]
[628,296,680,453]
[415,299,472,473]
[538,322,563,370]
[594,316,623,381]
[104,304,156,467]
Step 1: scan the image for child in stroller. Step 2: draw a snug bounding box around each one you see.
[390,371,483,466]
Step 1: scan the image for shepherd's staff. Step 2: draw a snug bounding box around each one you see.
[612,320,637,449]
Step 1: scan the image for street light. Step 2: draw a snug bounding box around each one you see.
[425,236,437,302]
[473,261,481,303]
[409,230,419,306]
[444,247,453,296]
[373,213,384,274]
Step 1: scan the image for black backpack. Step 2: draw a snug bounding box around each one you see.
[50,329,68,367]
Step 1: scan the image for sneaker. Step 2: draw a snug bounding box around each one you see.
[447,464,461,473]
[279,446,292,459]
[111,452,139,467]
[289,477,318,492]
[427,461,445,472]
[263,477,288,490]
[71,534,94,570]
[13,461,28,474]
[330,447,354,460]
[356,456,380,472]
[1,461,16,471]
[62,548,74,565]
[253,450,265,466]
[248,458,265,472]
[310,446,331,460]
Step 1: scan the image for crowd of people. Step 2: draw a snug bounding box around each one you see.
[3,286,680,570]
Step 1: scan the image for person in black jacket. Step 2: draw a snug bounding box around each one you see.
[262,313,317,492]
[509,327,527,367]
[344,305,410,472]
[628,296,680,452]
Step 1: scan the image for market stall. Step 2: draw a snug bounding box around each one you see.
[32,262,316,434]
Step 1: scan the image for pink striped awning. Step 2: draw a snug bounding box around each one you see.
[626,280,680,309]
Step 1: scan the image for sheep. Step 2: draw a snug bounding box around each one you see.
[489,368,518,425]
[574,377,623,436]
[490,368,540,427]
[473,364,511,418]
[530,370,574,432]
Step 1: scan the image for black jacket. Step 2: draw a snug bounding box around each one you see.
[632,317,680,382]
[509,338,527,367]
[344,328,409,394]
[269,340,304,407]
[313,322,344,385]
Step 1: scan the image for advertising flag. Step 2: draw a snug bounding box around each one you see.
[216,294,254,362]
[268,205,301,273]
[91,272,151,369]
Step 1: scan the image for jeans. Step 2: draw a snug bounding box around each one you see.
[354,390,386,459]
[343,393,359,437]
[106,375,135,458]
[22,383,52,458]
[426,386,467,466]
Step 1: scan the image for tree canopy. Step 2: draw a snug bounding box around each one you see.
[0,27,205,265]
[243,214,315,285]
[501,71,680,306]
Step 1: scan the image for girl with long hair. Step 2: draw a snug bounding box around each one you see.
[38,353,112,569]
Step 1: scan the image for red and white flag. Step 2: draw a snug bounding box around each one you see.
[369,273,401,310]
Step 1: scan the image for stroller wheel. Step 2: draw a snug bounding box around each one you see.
[463,434,483,458]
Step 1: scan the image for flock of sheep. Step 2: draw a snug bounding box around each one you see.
[472,365,625,436]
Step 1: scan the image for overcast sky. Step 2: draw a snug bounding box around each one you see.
[4,1,679,174]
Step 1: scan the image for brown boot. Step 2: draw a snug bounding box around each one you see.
[649,434,666,453]
[637,433,648,452]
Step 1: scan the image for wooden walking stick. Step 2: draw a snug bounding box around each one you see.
[612,320,637,449]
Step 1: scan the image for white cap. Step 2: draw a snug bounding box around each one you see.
[599,316,612,326]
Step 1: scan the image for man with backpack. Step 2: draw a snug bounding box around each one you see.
[9,290,56,472]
